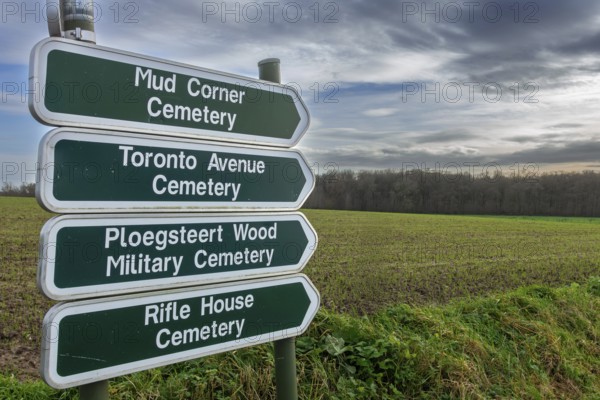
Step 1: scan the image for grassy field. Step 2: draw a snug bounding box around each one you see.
[0,196,599,398]
[305,209,600,312]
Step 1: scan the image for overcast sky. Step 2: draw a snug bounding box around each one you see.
[2,0,600,184]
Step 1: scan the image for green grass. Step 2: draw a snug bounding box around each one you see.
[1,197,599,398]
[303,209,600,313]
[2,279,599,399]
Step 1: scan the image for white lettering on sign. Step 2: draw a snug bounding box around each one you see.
[135,67,176,93]
[119,145,197,170]
[103,225,228,278]
[200,294,254,316]
[187,78,246,104]
[233,223,277,241]
[145,294,253,350]
[155,319,245,349]
[147,97,237,131]
[133,66,243,131]
[194,247,275,269]
[152,175,241,201]
[116,146,278,202]
[207,152,265,174]
[106,253,183,277]
[144,301,190,325]
[104,225,224,251]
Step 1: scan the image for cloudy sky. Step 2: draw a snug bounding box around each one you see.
[2,0,600,184]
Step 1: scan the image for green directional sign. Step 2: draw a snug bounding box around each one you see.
[29,38,309,147]
[38,213,318,300]
[36,128,314,213]
[41,275,319,389]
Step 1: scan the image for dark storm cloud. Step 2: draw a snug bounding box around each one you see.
[413,130,477,144]
[307,138,600,172]
[345,0,600,85]
[340,1,600,48]
[98,1,600,86]
[559,31,600,55]
[546,123,585,130]
[505,133,583,144]
[305,144,496,171]
[502,141,600,164]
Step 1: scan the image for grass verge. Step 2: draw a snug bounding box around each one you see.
[2,277,599,399]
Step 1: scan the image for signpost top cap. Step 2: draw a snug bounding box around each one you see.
[258,58,281,66]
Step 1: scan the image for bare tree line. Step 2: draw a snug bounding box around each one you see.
[1,182,36,197]
[4,170,600,216]
[304,169,600,217]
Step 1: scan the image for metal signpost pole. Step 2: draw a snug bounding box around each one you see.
[79,381,109,400]
[258,58,299,400]
[48,1,108,398]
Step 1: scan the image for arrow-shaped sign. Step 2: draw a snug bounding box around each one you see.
[29,38,310,147]
[41,275,320,389]
[38,213,318,300]
[36,128,315,213]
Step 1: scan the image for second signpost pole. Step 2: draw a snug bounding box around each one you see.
[258,58,299,400]
[79,380,109,400]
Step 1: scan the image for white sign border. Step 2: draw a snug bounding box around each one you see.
[41,274,320,389]
[36,128,316,213]
[29,38,310,148]
[38,212,318,300]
